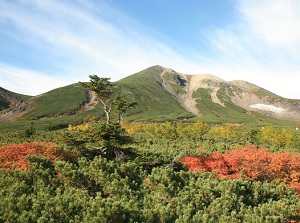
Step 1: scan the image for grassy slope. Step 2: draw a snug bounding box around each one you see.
[0,84,100,131]
[1,88,31,101]
[192,87,252,124]
[0,108,103,131]
[23,84,88,119]
[116,66,194,121]
[0,66,297,131]
[0,66,193,130]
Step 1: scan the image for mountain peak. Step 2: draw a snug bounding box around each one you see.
[1,66,299,127]
[230,80,260,92]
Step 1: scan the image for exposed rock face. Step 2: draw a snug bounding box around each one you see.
[0,87,32,120]
[229,81,300,121]
[157,67,300,122]
[0,101,30,121]
[81,90,98,111]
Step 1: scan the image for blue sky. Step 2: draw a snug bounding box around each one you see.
[0,0,300,99]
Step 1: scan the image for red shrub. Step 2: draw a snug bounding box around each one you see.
[0,142,59,171]
[182,145,300,185]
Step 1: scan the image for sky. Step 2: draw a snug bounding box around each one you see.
[0,0,300,99]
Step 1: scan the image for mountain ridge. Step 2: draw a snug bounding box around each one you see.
[133,66,299,122]
[0,65,299,129]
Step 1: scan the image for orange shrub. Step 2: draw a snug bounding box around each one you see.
[0,142,59,171]
[182,145,300,184]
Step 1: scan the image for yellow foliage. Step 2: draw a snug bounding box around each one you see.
[208,125,238,139]
[68,123,91,131]
[260,126,295,148]
[121,121,147,133]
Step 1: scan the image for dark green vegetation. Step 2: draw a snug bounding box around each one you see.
[0,122,300,222]
[1,67,300,222]
[1,157,299,222]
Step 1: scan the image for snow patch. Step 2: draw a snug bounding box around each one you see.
[249,104,285,113]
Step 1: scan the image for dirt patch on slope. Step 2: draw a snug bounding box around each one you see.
[81,90,98,111]
[177,73,226,115]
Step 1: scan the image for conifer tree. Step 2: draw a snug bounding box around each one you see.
[113,92,137,124]
[80,75,113,124]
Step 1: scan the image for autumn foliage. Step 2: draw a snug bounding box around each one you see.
[182,145,300,192]
[0,142,58,171]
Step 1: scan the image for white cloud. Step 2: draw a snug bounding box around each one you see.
[0,0,200,90]
[0,0,299,99]
[201,0,300,99]
[240,0,300,47]
[0,64,70,95]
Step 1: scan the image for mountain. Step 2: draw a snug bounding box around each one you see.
[0,87,31,120]
[0,65,299,130]
[118,66,299,124]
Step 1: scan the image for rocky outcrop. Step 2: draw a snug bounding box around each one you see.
[0,101,30,121]
[158,67,300,122]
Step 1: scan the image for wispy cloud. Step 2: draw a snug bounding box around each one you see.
[0,0,198,96]
[200,0,300,98]
[0,64,69,95]
[0,0,299,98]
[240,0,300,47]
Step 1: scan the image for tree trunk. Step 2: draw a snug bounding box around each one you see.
[117,112,123,124]
[103,103,112,124]
[105,110,110,124]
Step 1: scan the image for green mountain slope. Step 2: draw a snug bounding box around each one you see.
[23,84,89,119]
[116,66,194,121]
[0,65,299,130]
